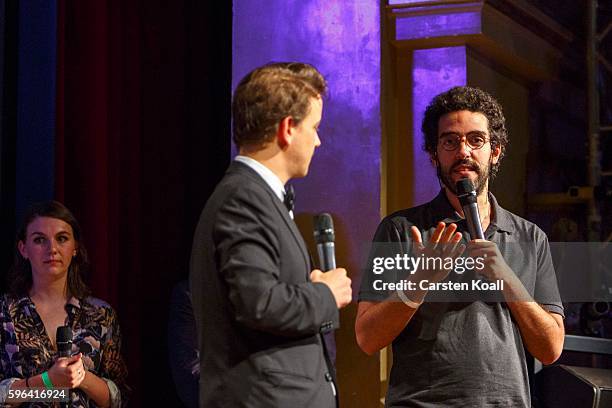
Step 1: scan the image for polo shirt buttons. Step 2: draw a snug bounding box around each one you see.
[320,321,333,333]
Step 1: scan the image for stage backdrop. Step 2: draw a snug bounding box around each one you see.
[1,1,232,406]
[233,0,382,405]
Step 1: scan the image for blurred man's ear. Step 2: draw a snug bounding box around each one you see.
[491,145,501,164]
[277,116,293,148]
[429,152,438,166]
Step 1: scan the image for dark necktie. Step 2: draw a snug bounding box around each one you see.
[284,184,295,213]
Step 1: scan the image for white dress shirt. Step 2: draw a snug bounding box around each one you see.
[234,155,293,218]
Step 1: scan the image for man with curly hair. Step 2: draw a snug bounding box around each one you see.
[356,86,564,407]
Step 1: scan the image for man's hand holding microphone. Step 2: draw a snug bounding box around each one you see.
[311,213,352,308]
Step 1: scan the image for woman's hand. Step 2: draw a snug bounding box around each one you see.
[48,353,86,389]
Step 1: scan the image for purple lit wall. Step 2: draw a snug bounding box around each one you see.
[396,12,480,40]
[388,0,430,4]
[392,1,481,42]
[411,46,467,205]
[233,1,381,293]
[233,3,381,402]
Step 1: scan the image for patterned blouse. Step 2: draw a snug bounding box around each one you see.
[0,294,130,407]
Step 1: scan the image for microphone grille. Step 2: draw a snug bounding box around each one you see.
[56,326,73,344]
[314,213,333,230]
[313,213,335,244]
[455,178,475,195]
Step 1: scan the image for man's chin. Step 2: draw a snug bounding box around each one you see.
[294,167,309,179]
[443,175,483,194]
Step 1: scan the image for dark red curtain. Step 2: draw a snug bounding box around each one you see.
[55,1,231,405]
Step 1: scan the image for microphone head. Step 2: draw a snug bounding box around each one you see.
[313,213,335,244]
[56,326,73,352]
[455,178,475,195]
[455,178,477,205]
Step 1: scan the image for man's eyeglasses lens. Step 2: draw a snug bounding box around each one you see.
[439,135,488,151]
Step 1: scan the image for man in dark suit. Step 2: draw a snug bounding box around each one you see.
[190,62,352,408]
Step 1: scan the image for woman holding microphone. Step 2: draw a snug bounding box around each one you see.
[0,201,129,407]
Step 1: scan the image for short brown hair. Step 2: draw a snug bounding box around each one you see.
[232,62,327,148]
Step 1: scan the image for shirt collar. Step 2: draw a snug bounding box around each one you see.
[488,193,515,234]
[66,296,81,309]
[234,155,286,202]
[15,295,31,308]
[16,295,82,310]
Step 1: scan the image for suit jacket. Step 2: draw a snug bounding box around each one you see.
[190,161,339,408]
[168,280,199,408]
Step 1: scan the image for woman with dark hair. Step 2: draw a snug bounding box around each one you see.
[0,201,129,407]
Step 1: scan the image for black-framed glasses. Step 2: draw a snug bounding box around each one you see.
[438,133,489,151]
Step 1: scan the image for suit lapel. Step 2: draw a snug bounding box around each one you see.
[270,197,311,275]
[228,162,311,274]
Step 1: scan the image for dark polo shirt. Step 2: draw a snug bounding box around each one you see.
[359,190,564,408]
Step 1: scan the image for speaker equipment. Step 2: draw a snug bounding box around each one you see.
[535,365,612,408]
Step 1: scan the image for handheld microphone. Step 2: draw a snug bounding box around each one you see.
[56,326,73,408]
[313,213,336,271]
[456,178,485,240]
[57,326,73,358]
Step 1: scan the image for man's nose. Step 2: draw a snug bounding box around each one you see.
[455,140,472,158]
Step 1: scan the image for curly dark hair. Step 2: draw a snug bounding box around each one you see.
[232,62,327,149]
[422,86,508,178]
[8,201,91,299]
